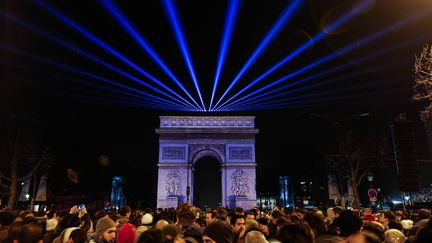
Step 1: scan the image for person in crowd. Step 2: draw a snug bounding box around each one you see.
[176,203,203,242]
[407,208,431,239]
[116,223,136,243]
[0,210,17,242]
[88,217,116,243]
[384,229,406,243]
[162,224,181,242]
[136,228,164,243]
[345,231,382,243]
[414,218,432,243]
[256,216,269,237]
[328,206,343,234]
[339,210,363,238]
[136,212,153,240]
[202,221,234,243]
[52,214,81,243]
[205,210,217,226]
[15,222,44,243]
[118,206,131,227]
[230,214,246,242]
[154,219,170,230]
[68,229,88,243]
[379,211,396,230]
[244,230,267,243]
[277,221,315,243]
[362,208,376,222]
[303,211,343,243]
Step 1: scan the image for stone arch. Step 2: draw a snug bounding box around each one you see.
[190,146,225,165]
[156,116,258,209]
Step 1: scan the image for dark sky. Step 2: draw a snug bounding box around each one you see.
[2,0,432,204]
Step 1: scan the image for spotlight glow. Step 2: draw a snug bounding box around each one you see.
[0,44,193,110]
[212,0,302,111]
[209,0,241,111]
[33,0,200,110]
[101,0,202,110]
[162,0,206,110]
[218,3,432,111]
[214,0,374,111]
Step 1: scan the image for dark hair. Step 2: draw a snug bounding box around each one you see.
[46,211,55,219]
[137,229,164,243]
[69,229,88,243]
[304,212,327,235]
[362,230,383,243]
[119,206,131,217]
[176,203,197,226]
[362,222,385,242]
[0,210,17,226]
[418,208,431,220]
[277,221,315,243]
[17,223,43,243]
[332,206,343,215]
[6,221,26,241]
[230,214,245,226]
[381,211,396,221]
[339,210,363,237]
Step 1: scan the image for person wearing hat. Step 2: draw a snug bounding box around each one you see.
[202,221,234,243]
[88,217,116,243]
[136,213,153,240]
[116,223,136,243]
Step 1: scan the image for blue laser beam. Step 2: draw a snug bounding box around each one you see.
[100,0,202,110]
[226,76,403,111]
[208,0,241,111]
[162,0,206,110]
[0,11,198,110]
[221,51,410,110]
[0,43,194,110]
[228,87,407,111]
[211,0,302,111]
[2,60,192,111]
[214,0,374,111]
[219,3,432,110]
[51,91,188,111]
[33,0,201,110]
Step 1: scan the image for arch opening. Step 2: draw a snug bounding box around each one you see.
[193,156,221,209]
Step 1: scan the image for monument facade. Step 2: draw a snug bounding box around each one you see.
[156,116,258,209]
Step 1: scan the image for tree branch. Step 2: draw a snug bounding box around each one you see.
[17,146,50,182]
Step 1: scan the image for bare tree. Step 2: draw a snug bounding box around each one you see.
[327,132,387,209]
[413,44,432,122]
[0,115,50,209]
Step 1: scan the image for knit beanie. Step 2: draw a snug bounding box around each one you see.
[203,221,234,243]
[116,223,136,243]
[95,217,116,237]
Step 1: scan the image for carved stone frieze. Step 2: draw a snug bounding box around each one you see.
[165,170,181,196]
[231,169,250,197]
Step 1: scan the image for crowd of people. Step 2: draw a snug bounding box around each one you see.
[1,203,432,243]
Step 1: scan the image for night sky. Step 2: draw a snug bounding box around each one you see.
[2,0,432,206]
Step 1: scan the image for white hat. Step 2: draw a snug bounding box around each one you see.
[141,213,153,225]
[400,219,413,230]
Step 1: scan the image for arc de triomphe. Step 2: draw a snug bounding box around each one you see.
[156,116,258,209]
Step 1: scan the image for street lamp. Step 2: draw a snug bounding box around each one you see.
[367,172,374,183]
